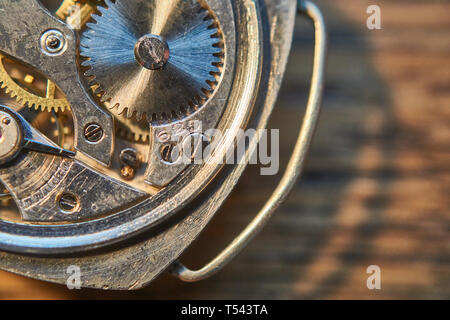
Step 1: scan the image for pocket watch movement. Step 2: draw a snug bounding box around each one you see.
[0,0,326,289]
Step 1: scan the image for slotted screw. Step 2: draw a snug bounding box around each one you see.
[84,123,104,143]
[120,148,140,169]
[58,193,79,213]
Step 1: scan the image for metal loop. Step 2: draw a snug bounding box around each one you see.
[170,0,328,282]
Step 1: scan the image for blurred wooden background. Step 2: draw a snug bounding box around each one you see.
[1,0,449,299]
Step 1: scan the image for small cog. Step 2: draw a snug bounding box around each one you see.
[56,0,99,29]
[80,0,224,124]
[0,54,70,112]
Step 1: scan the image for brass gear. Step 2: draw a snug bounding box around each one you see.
[0,0,83,201]
[0,0,95,113]
[56,0,78,19]
[0,54,70,112]
[56,0,99,29]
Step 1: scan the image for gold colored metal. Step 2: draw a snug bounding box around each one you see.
[0,55,70,112]
[171,0,327,282]
[24,75,34,84]
[56,0,96,29]
[0,184,11,201]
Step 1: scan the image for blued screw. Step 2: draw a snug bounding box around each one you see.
[58,193,79,213]
[84,123,104,143]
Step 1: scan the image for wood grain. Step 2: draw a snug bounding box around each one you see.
[0,0,449,299]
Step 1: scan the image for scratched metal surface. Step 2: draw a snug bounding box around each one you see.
[0,0,449,299]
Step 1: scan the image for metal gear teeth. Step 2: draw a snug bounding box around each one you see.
[80,0,224,125]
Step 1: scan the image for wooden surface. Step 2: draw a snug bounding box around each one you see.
[1,0,449,299]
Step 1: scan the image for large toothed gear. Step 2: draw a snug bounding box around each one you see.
[0,54,70,113]
[0,0,320,291]
[56,0,98,29]
[80,0,223,124]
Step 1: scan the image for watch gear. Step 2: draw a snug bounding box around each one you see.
[80,0,223,124]
[0,54,70,112]
[0,0,321,290]
[116,115,150,143]
[56,0,78,19]
[56,0,98,29]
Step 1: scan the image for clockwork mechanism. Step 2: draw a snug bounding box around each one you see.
[0,0,326,290]
[81,0,223,123]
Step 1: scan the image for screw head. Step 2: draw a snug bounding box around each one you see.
[58,192,79,213]
[134,34,170,70]
[84,123,104,143]
[160,143,180,164]
[40,30,66,56]
[119,148,140,169]
[46,36,61,50]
